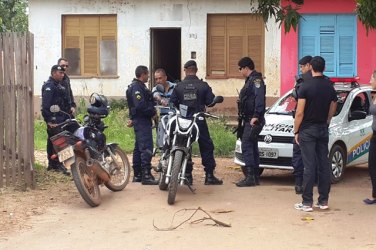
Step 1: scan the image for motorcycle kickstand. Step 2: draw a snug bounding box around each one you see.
[184,179,196,194]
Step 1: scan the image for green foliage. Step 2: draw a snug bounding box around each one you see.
[250,0,303,33]
[109,98,128,110]
[0,0,28,32]
[34,110,236,157]
[356,0,376,33]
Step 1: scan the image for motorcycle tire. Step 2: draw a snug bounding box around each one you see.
[159,170,168,191]
[71,156,101,207]
[104,146,131,192]
[167,150,183,205]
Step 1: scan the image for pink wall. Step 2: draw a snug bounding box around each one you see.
[280,0,376,95]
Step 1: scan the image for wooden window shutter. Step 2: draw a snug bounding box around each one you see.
[207,15,226,76]
[337,15,356,76]
[227,16,247,77]
[63,16,81,75]
[81,16,99,75]
[247,15,264,74]
[99,15,117,75]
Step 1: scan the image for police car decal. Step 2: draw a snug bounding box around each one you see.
[347,134,372,163]
[263,123,293,133]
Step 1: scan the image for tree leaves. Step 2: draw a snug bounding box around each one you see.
[356,0,376,34]
[249,0,303,33]
[0,0,28,32]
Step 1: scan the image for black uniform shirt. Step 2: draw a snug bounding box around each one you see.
[126,79,156,119]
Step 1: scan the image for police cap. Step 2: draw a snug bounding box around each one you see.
[238,57,255,70]
[184,60,197,69]
[51,64,65,73]
[298,55,312,65]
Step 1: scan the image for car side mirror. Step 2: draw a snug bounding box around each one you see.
[208,96,224,107]
[348,110,367,121]
[50,105,60,113]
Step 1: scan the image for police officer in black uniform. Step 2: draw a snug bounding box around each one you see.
[41,65,73,176]
[58,58,76,114]
[236,57,266,187]
[126,65,158,185]
[291,55,312,194]
[170,60,223,185]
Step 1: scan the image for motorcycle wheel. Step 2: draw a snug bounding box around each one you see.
[167,150,183,205]
[159,170,168,191]
[71,156,101,207]
[104,146,131,192]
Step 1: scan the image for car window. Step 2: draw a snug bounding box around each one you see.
[335,91,349,116]
[349,92,370,115]
[268,94,296,115]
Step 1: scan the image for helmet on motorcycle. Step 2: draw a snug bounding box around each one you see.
[87,93,109,117]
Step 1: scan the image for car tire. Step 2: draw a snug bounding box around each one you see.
[329,144,346,184]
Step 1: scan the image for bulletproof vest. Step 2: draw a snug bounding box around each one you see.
[180,81,199,110]
[56,84,71,112]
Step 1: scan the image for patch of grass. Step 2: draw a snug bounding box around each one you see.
[34,110,236,157]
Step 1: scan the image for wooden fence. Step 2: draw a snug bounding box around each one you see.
[0,32,35,189]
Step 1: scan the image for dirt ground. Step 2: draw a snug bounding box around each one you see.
[1,151,376,250]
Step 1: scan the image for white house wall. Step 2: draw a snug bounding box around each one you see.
[29,0,281,99]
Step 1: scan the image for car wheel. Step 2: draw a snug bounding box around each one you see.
[329,144,346,183]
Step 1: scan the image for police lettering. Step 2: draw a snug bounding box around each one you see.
[263,123,293,133]
[352,140,370,159]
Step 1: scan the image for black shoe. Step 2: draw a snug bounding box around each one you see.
[132,172,142,182]
[48,164,70,176]
[142,172,158,185]
[185,173,193,185]
[254,175,260,185]
[236,175,256,187]
[205,173,223,185]
[295,185,303,194]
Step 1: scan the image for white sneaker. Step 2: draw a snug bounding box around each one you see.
[294,203,313,212]
[314,202,329,210]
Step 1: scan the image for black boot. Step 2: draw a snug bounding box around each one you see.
[294,176,303,194]
[132,171,142,182]
[236,166,256,187]
[141,168,158,185]
[205,172,223,185]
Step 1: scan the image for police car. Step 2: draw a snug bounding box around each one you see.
[234,78,373,183]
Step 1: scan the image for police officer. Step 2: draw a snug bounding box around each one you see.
[41,65,73,176]
[292,55,312,194]
[170,60,223,185]
[236,57,266,187]
[126,65,158,185]
[58,58,76,115]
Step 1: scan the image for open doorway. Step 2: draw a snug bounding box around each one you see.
[150,28,181,87]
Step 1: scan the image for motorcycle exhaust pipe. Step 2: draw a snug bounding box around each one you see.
[84,148,110,183]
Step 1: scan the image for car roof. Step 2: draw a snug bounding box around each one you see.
[333,83,371,92]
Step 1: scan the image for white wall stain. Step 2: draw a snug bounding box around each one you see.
[29,0,281,98]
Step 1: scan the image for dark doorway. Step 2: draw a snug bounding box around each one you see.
[150,28,181,87]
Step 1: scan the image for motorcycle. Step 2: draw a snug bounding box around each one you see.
[48,93,130,207]
[158,96,224,205]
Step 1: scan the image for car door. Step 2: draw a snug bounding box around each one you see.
[343,89,373,166]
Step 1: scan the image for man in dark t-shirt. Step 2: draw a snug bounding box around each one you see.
[293,56,337,212]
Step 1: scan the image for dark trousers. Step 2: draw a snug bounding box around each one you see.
[185,119,216,174]
[299,124,331,206]
[292,139,304,185]
[241,122,260,173]
[46,128,59,167]
[368,132,376,198]
[132,117,153,174]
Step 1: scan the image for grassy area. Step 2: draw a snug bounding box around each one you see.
[34,109,236,157]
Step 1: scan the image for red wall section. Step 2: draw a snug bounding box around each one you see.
[280,0,376,95]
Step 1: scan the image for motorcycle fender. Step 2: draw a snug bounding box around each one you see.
[106,143,119,152]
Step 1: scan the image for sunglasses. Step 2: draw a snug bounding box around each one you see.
[61,64,69,68]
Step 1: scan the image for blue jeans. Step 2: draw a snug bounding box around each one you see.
[299,124,331,206]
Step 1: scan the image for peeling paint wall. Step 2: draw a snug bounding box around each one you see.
[29,0,281,99]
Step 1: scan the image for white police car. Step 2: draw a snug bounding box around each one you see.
[234,78,373,183]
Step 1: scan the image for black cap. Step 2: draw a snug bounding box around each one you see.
[298,55,312,65]
[51,65,65,72]
[238,57,255,70]
[184,60,197,69]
